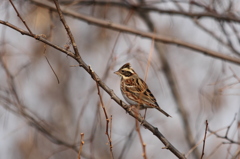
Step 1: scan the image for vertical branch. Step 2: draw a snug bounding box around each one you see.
[201,120,208,159]
[110,115,113,142]
[137,1,200,158]
[144,36,155,82]
[135,116,147,159]
[95,81,114,159]
[78,133,85,159]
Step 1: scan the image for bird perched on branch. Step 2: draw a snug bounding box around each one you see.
[114,63,171,117]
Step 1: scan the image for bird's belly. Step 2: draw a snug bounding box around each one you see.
[121,90,138,105]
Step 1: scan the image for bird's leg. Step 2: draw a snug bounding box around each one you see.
[140,109,147,125]
[127,105,137,113]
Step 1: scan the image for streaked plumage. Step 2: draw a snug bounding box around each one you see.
[114,63,171,117]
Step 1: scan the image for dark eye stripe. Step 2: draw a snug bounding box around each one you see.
[120,70,133,77]
[124,71,133,77]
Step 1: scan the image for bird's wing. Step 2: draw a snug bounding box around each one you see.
[124,78,158,107]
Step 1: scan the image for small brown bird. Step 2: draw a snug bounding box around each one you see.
[114,63,171,117]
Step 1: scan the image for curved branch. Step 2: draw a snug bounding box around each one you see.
[30,0,240,65]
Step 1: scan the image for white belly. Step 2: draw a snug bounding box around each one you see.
[121,89,138,105]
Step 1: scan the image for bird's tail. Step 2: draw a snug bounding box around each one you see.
[156,107,172,117]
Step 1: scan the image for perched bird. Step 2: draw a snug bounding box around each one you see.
[114,63,171,117]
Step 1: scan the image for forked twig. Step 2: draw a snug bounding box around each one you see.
[208,114,239,144]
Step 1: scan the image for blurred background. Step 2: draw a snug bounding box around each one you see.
[0,0,240,158]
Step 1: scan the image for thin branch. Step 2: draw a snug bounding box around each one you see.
[118,126,136,159]
[186,126,231,157]
[200,120,208,159]
[231,148,240,159]
[95,80,114,159]
[52,0,80,57]
[78,133,85,159]
[56,0,240,23]
[9,0,33,34]
[30,0,240,65]
[135,116,147,159]
[0,20,187,159]
[208,114,240,145]
[193,19,240,56]
[43,44,60,84]
[137,0,200,157]
[205,143,222,159]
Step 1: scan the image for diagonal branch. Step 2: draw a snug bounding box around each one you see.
[200,120,208,159]
[52,0,80,57]
[9,0,33,35]
[0,19,186,159]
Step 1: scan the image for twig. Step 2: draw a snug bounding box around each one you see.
[52,0,80,57]
[200,120,208,159]
[186,126,232,157]
[118,126,136,159]
[95,81,114,159]
[135,117,147,159]
[186,115,240,157]
[51,0,240,23]
[229,66,240,82]
[193,19,240,56]
[0,20,187,159]
[205,143,222,159]
[231,148,240,159]
[110,115,113,142]
[29,0,240,66]
[208,114,240,144]
[137,0,200,157]
[78,133,84,159]
[144,33,154,82]
[43,44,60,84]
[9,0,33,35]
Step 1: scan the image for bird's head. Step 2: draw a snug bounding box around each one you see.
[114,63,136,79]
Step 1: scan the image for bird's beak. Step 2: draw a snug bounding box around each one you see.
[114,71,120,75]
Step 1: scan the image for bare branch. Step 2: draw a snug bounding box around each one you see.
[55,0,240,23]
[138,0,200,157]
[95,80,114,159]
[135,115,147,159]
[208,115,240,145]
[78,133,85,159]
[9,0,33,34]
[29,0,240,66]
[52,0,80,57]
[0,20,187,159]
[201,120,209,159]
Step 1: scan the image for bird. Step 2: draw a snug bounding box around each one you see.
[114,63,171,117]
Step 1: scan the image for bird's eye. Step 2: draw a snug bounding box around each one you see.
[121,70,125,73]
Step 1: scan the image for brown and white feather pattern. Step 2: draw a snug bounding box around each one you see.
[115,63,171,117]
